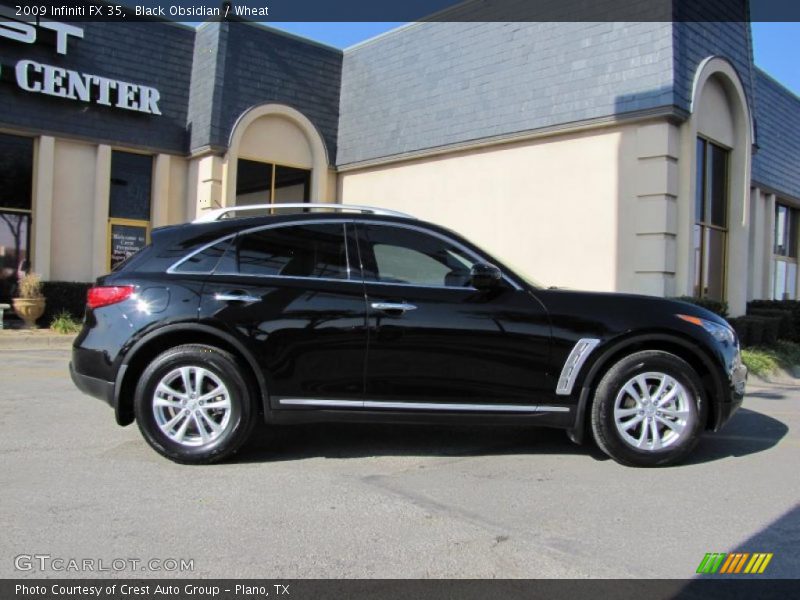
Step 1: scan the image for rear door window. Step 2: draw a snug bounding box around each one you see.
[231,223,350,280]
[173,239,232,273]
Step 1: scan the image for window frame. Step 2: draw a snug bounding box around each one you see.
[693,136,730,301]
[0,133,35,302]
[107,149,154,272]
[234,156,311,210]
[772,202,799,300]
[169,219,523,290]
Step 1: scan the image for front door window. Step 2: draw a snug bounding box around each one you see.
[358,224,478,288]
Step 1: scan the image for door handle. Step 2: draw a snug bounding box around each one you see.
[214,292,261,303]
[370,302,417,313]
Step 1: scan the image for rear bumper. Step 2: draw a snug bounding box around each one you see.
[69,361,115,408]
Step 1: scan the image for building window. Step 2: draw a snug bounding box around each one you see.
[235,159,310,211]
[0,133,34,303]
[773,203,798,300]
[693,137,729,301]
[108,151,152,271]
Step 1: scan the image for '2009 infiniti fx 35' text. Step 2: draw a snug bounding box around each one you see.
[70,204,746,466]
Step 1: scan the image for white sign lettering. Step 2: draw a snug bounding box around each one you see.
[14,60,162,115]
[0,8,84,55]
[0,12,162,115]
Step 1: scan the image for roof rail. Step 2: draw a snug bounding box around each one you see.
[192,203,414,223]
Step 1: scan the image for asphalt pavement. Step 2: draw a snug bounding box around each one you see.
[1,348,797,579]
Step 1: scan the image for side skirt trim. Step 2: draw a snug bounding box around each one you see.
[278,398,569,413]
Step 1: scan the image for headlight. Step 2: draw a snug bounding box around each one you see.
[677,314,736,345]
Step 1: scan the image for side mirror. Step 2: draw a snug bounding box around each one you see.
[470,263,502,290]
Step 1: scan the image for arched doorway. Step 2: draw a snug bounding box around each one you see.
[677,57,753,315]
[223,104,330,208]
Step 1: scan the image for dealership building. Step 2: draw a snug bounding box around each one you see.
[0,3,798,315]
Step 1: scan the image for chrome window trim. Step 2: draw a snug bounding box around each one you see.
[278,398,569,413]
[166,233,238,275]
[555,338,601,396]
[207,272,363,285]
[166,217,523,291]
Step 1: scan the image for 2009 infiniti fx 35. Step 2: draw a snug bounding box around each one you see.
[70,203,746,467]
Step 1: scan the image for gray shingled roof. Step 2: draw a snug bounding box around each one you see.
[337,21,675,166]
[337,18,761,168]
[752,68,800,201]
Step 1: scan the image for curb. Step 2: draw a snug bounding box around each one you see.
[0,333,75,349]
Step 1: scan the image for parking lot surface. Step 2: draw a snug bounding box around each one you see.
[1,348,798,579]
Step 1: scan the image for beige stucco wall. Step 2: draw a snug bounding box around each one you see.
[34,137,188,281]
[696,76,735,148]
[748,187,773,300]
[167,155,188,225]
[339,128,624,291]
[50,139,97,281]
[238,115,313,167]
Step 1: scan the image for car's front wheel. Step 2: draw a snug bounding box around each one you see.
[134,344,257,464]
[590,350,707,467]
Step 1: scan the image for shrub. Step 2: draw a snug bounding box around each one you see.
[741,341,800,378]
[39,281,92,327]
[17,273,43,299]
[672,296,728,318]
[727,315,782,347]
[744,317,764,346]
[50,310,82,335]
[747,308,793,335]
[758,316,781,346]
[774,340,800,366]
[726,317,749,346]
[741,348,779,377]
[747,300,800,342]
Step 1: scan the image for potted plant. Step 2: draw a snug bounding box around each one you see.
[12,273,46,329]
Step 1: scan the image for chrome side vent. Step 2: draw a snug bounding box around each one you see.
[556,338,601,396]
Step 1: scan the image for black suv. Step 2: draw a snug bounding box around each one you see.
[70,204,746,467]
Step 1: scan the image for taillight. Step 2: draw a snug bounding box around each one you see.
[87,286,135,309]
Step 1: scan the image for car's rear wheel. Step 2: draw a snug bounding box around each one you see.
[134,344,257,464]
[590,350,706,467]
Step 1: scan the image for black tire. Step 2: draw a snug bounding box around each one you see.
[590,350,707,467]
[134,344,257,464]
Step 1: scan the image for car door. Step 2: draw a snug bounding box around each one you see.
[355,221,552,408]
[199,220,368,404]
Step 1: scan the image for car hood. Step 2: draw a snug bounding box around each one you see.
[532,288,729,339]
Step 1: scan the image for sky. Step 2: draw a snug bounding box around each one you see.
[268,22,800,96]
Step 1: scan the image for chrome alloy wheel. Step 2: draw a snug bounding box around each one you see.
[613,372,693,451]
[152,366,232,447]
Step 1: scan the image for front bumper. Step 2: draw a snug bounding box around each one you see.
[715,356,747,430]
[69,361,115,408]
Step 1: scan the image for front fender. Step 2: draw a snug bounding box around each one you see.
[565,332,726,444]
